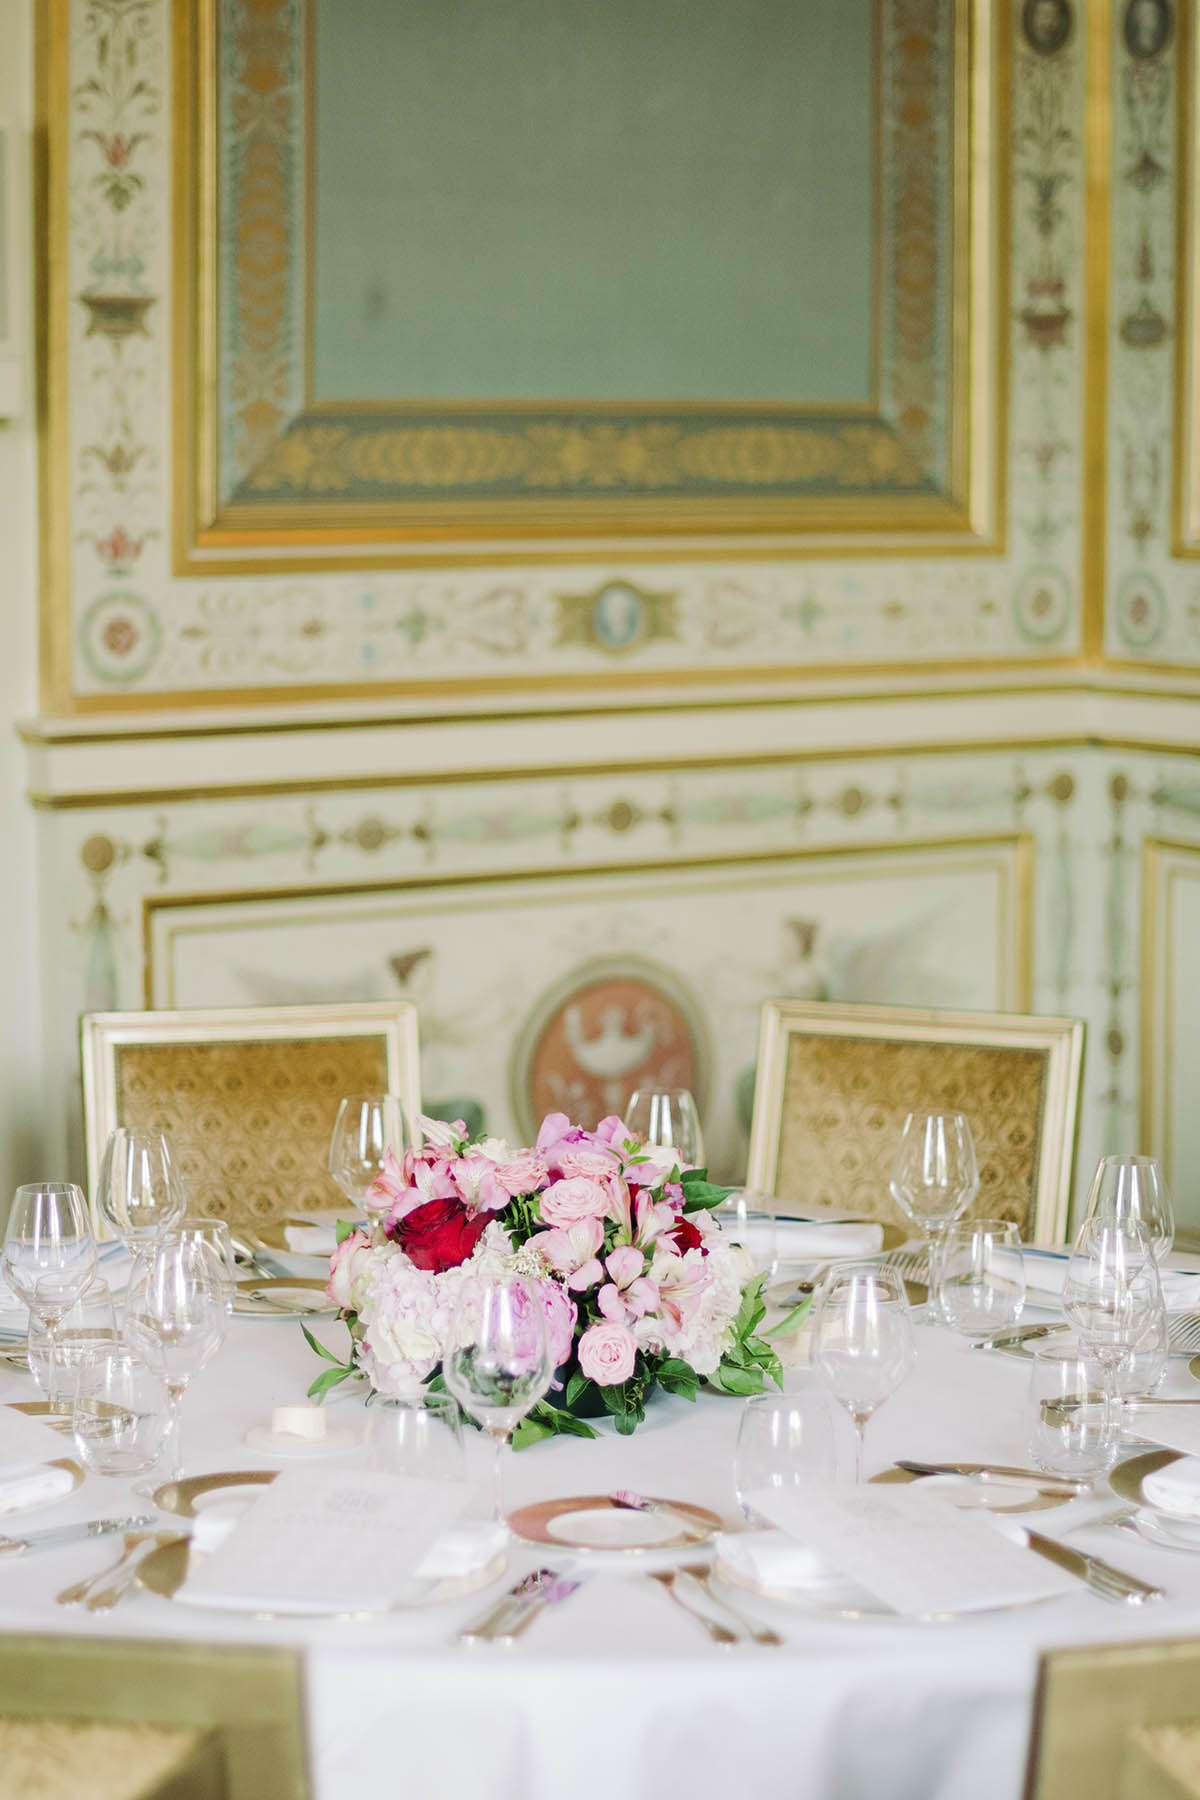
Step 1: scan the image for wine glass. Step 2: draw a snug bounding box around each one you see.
[441,1277,554,1522]
[329,1094,407,1209]
[624,1088,704,1170]
[175,1216,237,1313]
[94,1128,187,1263]
[935,1218,1025,1340]
[889,1110,979,1310]
[27,1277,118,1402]
[4,1183,96,1413]
[733,1385,836,1522]
[123,1234,228,1481]
[1061,1215,1163,1425]
[1082,1155,1174,1263]
[811,1263,916,1482]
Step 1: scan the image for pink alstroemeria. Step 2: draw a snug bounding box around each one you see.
[363,1146,406,1214]
[535,1218,604,1277]
[594,1244,660,1322]
[453,1153,510,1212]
[591,1115,633,1151]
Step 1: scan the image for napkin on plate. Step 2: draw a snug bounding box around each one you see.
[414,1522,508,1579]
[1141,1458,1200,1519]
[713,1529,831,1589]
[770,1220,885,1262]
[283,1224,339,1256]
[0,1406,80,1514]
[1021,1249,1200,1312]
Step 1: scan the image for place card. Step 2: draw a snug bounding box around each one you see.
[179,1467,472,1613]
[748,1483,1074,1614]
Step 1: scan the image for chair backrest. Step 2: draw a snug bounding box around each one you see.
[0,1635,308,1800]
[745,999,1085,1244]
[80,1002,420,1234]
[1025,1637,1200,1800]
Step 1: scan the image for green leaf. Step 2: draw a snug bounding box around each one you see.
[707,1361,767,1397]
[764,1294,813,1338]
[612,1407,638,1435]
[335,1219,358,1245]
[565,1369,590,1408]
[680,1174,736,1213]
[512,1415,556,1449]
[306,1365,355,1401]
[301,1323,344,1365]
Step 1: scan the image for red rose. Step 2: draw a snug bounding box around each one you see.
[388,1198,489,1273]
[668,1213,706,1255]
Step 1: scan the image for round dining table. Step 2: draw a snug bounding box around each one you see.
[1,1305,1198,1800]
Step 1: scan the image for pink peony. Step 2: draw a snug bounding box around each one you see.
[539,1175,612,1228]
[540,1278,578,1370]
[577,1320,638,1386]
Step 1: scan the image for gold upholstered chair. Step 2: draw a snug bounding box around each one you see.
[744,999,1086,1245]
[1025,1637,1200,1800]
[0,1635,309,1800]
[80,1001,420,1237]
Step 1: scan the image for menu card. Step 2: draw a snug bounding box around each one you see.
[749,1483,1074,1614]
[179,1468,472,1613]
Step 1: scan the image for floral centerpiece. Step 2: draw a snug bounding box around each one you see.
[306,1111,785,1443]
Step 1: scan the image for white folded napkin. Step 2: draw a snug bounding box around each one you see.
[772,1220,885,1261]
[415,1523,508,1579]
[0,1466,76,1513]
[713,1529,829,1588]
[283,1224,338,1256]
[1022,1249,1200,1312]
[1142,1457,1200,1520]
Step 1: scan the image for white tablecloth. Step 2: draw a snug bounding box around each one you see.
[1,1314,1199,1800]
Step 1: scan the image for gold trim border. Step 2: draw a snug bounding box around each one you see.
[1139,835,1200,1175]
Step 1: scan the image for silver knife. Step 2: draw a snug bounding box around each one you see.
[896,1459,1087,1495]
[609,1489,712,1542]
[970,1323,1067,1352]
[458,1567,583,1645]
[1023,1528,1165,1604]
[0,1514,155,1557]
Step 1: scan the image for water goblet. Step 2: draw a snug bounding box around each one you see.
[27,1277,118,1402]
[889,1110,979,1314]
[1082,1154,1174,1264]
[175,1216,237,1312]
[733,1385,837,1521]
[123,1234,228,1481]
[811,1262,916,1483]
[94,1128,187,1264]
[72,1343,169,1478]
[1061,1215,1162,1425]
[624,1087,704,1171]
[329,1094,408,1209]
[441,1277,554,1522]
[4,1182,96,1413]
[366,1392,466,1485]
[935,1218,1025,1340]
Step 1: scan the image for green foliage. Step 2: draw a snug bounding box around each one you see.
[680,1171,737,1213]
[334,1219,358,1246]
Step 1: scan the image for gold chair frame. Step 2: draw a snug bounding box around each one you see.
[80,1000,420,1234]
[745,999,1085,1244]
[1025,1637,1200,1800]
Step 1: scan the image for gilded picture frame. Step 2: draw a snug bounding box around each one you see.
[79,1000,421,1231]
[171,0,1003,570]
[745,998,1085,1243]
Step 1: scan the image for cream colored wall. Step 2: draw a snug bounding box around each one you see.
[0,0,47,1203]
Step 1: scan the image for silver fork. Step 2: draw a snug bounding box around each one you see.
[648,1568,740,1646]
[1167,1313,1200,1354]
[678,1564,783,1647]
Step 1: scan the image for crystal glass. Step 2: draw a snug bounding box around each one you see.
[1061,1215,1160,1388]
[889,1110,979,1316]
[1026,1339,1120,1480]
[712,1192,778,1281]
[27,1277,117,1401]
[365,1392,466,1484]
[624,1088,704,1170]
[935,1218,1025,1340]
[733,1385,836,1521]
[442,1277,554,1521]
[1082,1154,1174,1264]
[811,1263,916,1483]
[94,1128,187,1263]
[123,1234,228,1480]
[175,1216,237,1312]
[329,1094,408,1208]
[4,1182,96,1412]
[72,1343,169,1477]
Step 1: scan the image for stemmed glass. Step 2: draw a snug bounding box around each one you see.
[3,1183,96,1414]
[123,1234,228,1482]
[1082,1155,1174,1264]
[441,1277,554,1522]
[329,1094,408,1209]
[624,1088,704,1170]
[889,1110,979,1310]
[94,1128,187,1264]
[1061,1214,1164,1429]
[811,1263,916,1483]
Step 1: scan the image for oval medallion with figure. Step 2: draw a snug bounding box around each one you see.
[511,958,709,1139]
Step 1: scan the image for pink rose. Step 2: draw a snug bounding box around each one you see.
[557,1147,621,1181]
[495,1150,549,1197]
[539,1175,612,1227]
[577,1320,638,1386]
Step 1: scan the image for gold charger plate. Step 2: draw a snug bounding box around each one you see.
[234,1277,335,1319]
[1189,1354,1200,1383]
[871,1465,1071,1514]
[9,1399,126,1435]
[508,1493,722,1553]
[1109,1448,1190,1515]
[137,1535,506,1616]
[151,1470,278,1517]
